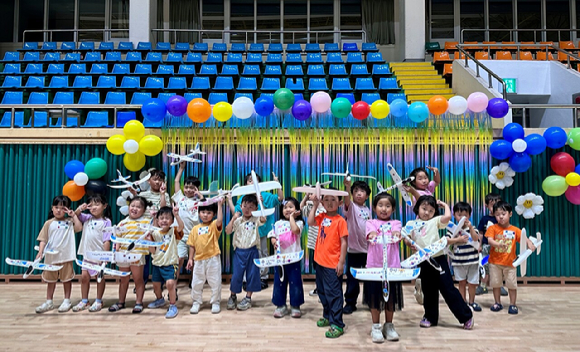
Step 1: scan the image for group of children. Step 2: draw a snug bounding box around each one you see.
[31,163,535,342]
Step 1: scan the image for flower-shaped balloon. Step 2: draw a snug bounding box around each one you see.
[488,162,515,189]
[106,121,163,172]
[115,190,133,216]
[489,123,546,173]
[542,152,580,204]
[515,193,544,219]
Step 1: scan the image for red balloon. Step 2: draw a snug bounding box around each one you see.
[551,152,576,177]
[565,185,580,205]
[352,101,370,120]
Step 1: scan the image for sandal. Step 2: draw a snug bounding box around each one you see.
[325,325,344,339]
[316,318,330,327]
[108,302,126,312]
[508,305,519,315]
[132,304,144,314]
[490,303,503,312]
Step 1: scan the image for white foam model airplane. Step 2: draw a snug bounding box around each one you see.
[167,143,205,166]
[385,163,414,207]
[512,228,542,277]
[321,162,376,182]
[254,224,304,281]
[446,216,480,251]
[5,243,61,278]
[109,222,165,251]
[75,259,131,282]
[189,142,206,157]
[198,183,240,206]
[107,169,151,193]
[400,223,446,271]
[231,171,282,218]
[292,181,349,200]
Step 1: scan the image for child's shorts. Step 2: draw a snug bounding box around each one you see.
[489,263,517,289]
[152,264,178,283]
[453,264,480,285]
[42,261,74,283]
[177,239,189,259]
[81,260,102,277]
[117,255,147,268]
[230,246,261,294]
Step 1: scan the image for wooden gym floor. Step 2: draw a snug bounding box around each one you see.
[0,281,579,352]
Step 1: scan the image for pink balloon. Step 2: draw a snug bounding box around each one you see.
[310,91,332,113]
[467,92,489,113]
[565,185,580,205]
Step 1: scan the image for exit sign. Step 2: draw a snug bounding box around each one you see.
[504,78,517,93]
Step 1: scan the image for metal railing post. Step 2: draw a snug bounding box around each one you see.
[522,108,527,128]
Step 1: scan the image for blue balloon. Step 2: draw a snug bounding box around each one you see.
[524,133,547,155]
[503,123,525,143]
[292,100,312,121]
[141,98,167,122]
[64,160,84,179]
[407,102,429,123]
[254,96,274,117]
[543,126,567,149]
[509,152,532,173]
[575,164,580,175]
[390,99,408,118]
[490,140,514,160]
[486,98,509,118]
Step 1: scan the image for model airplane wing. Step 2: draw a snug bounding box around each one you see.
[349,173,377,181]
[387,163,402,184]
[253,251,304,268]
[135,173,151,185]
[251,208,276,218]
[257,181,282,192]
[34,245,58,255]
[110,235,165,247]
[387,163,414,207]
[231,184,256,197]
[84,251,141,263]
[200,181,219,196]
[292,186,316,194]
[111,169,131,183]
[107,184,131,189]
[321,171,347,177]
[5,258,63,271]
[75,259,130,277]
[350,267,420,282]
[319,188,349,197]
[400,237,448,269]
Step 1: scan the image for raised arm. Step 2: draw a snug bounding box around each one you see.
[307,196,320,227]
[159,183,167,208]
[75,203,87,217]
[216,198,224,231]
[272,172,284,201]
[343,178,352,210]
[226,212,241,235]
[404,185,421,201]
[173,205,185,233]
[66,208,83,232]
[438,200,451,225]
[289,210,302,235]
[174,162,186,194]
[428,166,441,187]
[226,194,236,216]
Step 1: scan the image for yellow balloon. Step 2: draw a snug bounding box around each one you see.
[566,172,580,186]
[106,134,126,155]
[139,135,163,156]
[370,100,390,119]
[123,152,146,172]
[213,102,233,122]
[123,120,145,142]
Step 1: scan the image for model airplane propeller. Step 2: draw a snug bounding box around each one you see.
[386,163,414,207]
[512,228,542,277]
[107,169,151,193]
[321,162,376,182]
[231,171,282,218]
[5,242,62,278]
[400,223,446,272]
[254,224,304,281]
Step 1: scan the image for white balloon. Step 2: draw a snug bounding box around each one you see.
[138,171,151,191]
[512,138,528,153]
[311,91,332,113]
[73,172,89,186]
[116,196,127,207]
[123,139,139,154]
[448,96,468,115]
[119,205,129,215]
[121,190,132,199]
[232,97,255,120]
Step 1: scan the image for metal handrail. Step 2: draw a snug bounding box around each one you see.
[460,28,580,43]
[23,29,129,43]
[509,104,580,128]
[455,46,507,100]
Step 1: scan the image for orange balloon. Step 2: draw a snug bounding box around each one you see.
[428,95,449,115]
[187,98,212,123]
[62,180,85,202]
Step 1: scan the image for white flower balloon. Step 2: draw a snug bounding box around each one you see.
[515,193,544,219]
[488,162,516,189]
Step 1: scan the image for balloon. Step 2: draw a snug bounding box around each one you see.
[524,133,547,155]
[187,98,212,123]
[370,100,390,119]
[73,172,89,186]
[310,91,332,113]
[63,180,85,202]
[490,140,514,160]
[543,126,567,149]
[165,95,187,116]
[566,172,580,187]
[254,96,275,117]
[232,97,254,119]
[390,99,408,118]
[512,139,527,153]
[427,95,448,115]
[106,134,127,155]
[408,102,429,123]
[448,96,468,115]
[84,158,107,179]
[273,88,295,110]
[64,160,84,180]
[486,98,509,118]
[139,135,163,156]
[141,98,167,122]
[291,100,312,121]
[576,164,580,175]
[330,98,352,118]
[503,123,525,143]
[467,92,489,113]
[116,196,127,207]
[565,185,580,205]
[123,120,145,142]
[119,205,129,216]
[352,101,370,120]
[123,152,146,172]
[568,128,580,151]
[123,139,139,154]
[509,152,532,173]
[542,175,568,197]
[551,152,576,177]
[213,102,233,122]
[85,180,107,196]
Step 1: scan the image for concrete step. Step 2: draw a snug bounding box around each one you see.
[401,83,449,89]
[398,78,447,84]
[403,88,454,94]
[407,93,455,101]
[390,62,433,67]
[393,70,439,76]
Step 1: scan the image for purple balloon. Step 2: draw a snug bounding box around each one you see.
[565,185,580,205]
[487,98,509,118]
[166,95,187,116]
[292,100,312,121]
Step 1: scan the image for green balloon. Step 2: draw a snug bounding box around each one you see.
[84,158,108,179]
[331,98,352,119]
[273,88,295,110]
[568,128,580,151]
[542,175,568,196]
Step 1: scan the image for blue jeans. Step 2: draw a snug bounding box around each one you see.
[230,247,261,294]
[315,261,344,328]
[272,261,304,307]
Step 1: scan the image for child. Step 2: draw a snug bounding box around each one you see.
[108,196,151,314]
[343,179,371,314]
[187,199,224,314]
[228,172,283,289]
[269,197,305,318]
[365,193,403,343]
[225,194,266,310]
[446,202,481,312]
[72,194,113,312]
[300,194,325,296]
[147,205,184,319]
[485,201,536,315]
[308,189,348,339]
[35,195,83,314]
[404,195,474,330]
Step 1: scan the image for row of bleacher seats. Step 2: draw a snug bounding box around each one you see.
[427,40,580,52]
[19,41,379,54]
[434,50,579,63]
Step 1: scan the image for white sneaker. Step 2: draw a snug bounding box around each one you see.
[414,279,424,305]
[211,303,221,314]
[371,324,385,343]
[309,289,318,296]
[383,323,400,341]
[190,303,200,314]
[35,301,54,314]
[72,301,89,312]
[58,300,72,313]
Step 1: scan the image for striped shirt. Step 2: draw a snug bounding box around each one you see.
[117,217,152,255]
[302,201,326,250]
[446,228,479,266]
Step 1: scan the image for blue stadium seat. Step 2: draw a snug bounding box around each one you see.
[234,92,253,101]
[237,77,257,91]
[362,92,380,105]
[328,64,348,77]
[355,77,376,91]
[306,53,323,64]
[242,65,260,76]
[193,43,209,53]
[324,43,340,52]
[286,53,303,63]
[25,76,45,88]
[50,117,78,128]
[117,111,136,127]
[362,43,379,53]
[42,42,57,51]
[175,42,190,52]
[263,65,282,77]
[184,92,202,102]
[336,92,355,105]
[245,53,262,64]
[79,91,100,104]
[60,42,76,51]
[90,63,108,74]
[130,92,151,104]
[178,65,196,75]
[134,64,152,75]
[167,77,187,89]
[0,111,24,127]
[305,43,321,52]
[294,93,304,101]
[42,52,60,62]
[2,64,20,74]
[211,43,227,52]
[155,42,171,51]
[346,52,364,64]
[62,53,81,62]
[249,43,264,52]
[125,51,142,62]
[83,52,101,62]
[267,43,283,53]
[143,116,163,128]
[307,64,325,77]
[112,64,130,74]
[29,112,49,127]
[48,76,69,88]
[308,78,329,91]
[53,91,74,104]
[205,53,223,64]
[98,42,114,51]
[214,76,234,91]
[261,77,281,91]
[145,77,165,89]
[24,63,43,74]
[225,53,243,64]
[117,42,134,51]
[23,52,40,62]
[326,52,344,64]
[220,64,239,76]
[68,63,86,74]
[343,42,359,52]
[121,76,140,89]
[156,65,175,75]
[2,76,22,88]
[230,43,246,53]
[372,64,392,77]
[157,93,176,103]
[137,42,152,51]
[104,92,126,104]
[79,42,95,51]
[144,52,163,63]
[286,44,302,53]
[285,78,305,91]
[350,64,370,77]
[190,76,211,91]
[96,76,116,88]
[366,52,385,64]
[208,92,228,105]
[2,52,19,62]
[47,64,64,74]
[22,42,39,51]
[266,53,282,64]
[1,91,23,104]
[387,93,407,104]
[82,111,110,128]
[285,65,303,77]
[198,64,218,76]
[260,93,274,100]
[331,78,352,92]
[378,77,399,91]
[72,76,92,88]
[165,52,183,63]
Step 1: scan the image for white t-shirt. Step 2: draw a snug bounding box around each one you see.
[36,219,77,265]
[171,189,200,242]
[267,219,304,254]
[77,213,112,256]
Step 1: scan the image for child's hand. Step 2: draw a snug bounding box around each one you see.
[172,205,180,216]
[150,206,158,219]
[336,260,344,276]
[436,199,447,208]
[403,185,412,192]
[458,234,469,244]
[259,216,267,223]
[343,178,351,188]
[465,219,472,228]
[76,203,88,213]
[259,195,264,203]
[160,182,167,194]
[64,207,76,218]
[290,210,301,218]
[233,212,242,219]
[312,195,320,207]
[427,166,439,174]
[367,233,377,243]
[179,161,186,170]
[145,234,153,242]
[217,198,224,207]
[128,188,138,196]
[186,259,193,271]
[226,193,233,200]
[271,238,278,250]
[272,172,279,182]
[35,252,42,260]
